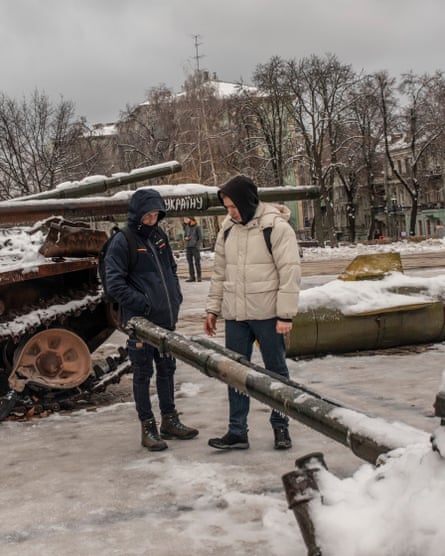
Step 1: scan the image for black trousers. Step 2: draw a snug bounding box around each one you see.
[128,338,176,421]
[186,246,201,279]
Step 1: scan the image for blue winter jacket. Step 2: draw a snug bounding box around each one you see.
[104,189,182,330]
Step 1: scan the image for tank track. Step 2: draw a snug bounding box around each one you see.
[0,288,132,421]
[0,285,103,343]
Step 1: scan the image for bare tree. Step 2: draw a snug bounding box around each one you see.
[335,75,385,241]
[117,85,180,175]
[68,118,120,179]
[176,72,219,184]
[217,93,265,181]
[286,53,357,245]
[378,70,445,235]
[237,56,294,186]
[0,90,80,199]
[119,74,240,185]
[175,72,246,185]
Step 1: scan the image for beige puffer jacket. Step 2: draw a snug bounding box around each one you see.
[206,202,301,321]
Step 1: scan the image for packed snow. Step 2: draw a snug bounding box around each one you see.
[1,234,445,555]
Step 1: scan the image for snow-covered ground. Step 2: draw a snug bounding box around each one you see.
[2,239,445,555]
[301,237,445,260]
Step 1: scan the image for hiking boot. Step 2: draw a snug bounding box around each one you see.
[274,427,292,450]
[208,431,249,450]
[141,418,168,451]
[160,411,199,440]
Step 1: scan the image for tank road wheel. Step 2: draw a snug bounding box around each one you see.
[9,329,92,392]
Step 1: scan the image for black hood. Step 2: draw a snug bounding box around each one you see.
[128,189,166,231]
[218,175,259,224]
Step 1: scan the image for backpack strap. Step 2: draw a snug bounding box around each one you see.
[262,227,273,255]
[223,227,232,243]
[120,226,138,270]
[223,224,273,256]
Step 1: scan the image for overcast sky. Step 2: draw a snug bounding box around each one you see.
[1,0,444,125]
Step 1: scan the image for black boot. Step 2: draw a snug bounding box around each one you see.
[160,411,199,440]
[141,418,168,451]
[274,427,292,450]
[208,431,249,450]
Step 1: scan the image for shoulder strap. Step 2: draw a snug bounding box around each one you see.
[223,224,273,256]
[262,227,273,255]
[223,227,232,243]
[120,226,138,270]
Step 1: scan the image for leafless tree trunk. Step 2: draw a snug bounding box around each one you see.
[0,90,81,199]
[286,54,357,246]
[238,56,294,186]
[335,75,385,241]
[173,73,236,184]
[117,85,180,176]
[377,70,445,236]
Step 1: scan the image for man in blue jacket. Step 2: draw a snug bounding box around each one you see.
[105,188,198,451]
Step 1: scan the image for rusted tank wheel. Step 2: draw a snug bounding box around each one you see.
[11,328,92,390]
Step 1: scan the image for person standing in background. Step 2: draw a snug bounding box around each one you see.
[184,216,203,282]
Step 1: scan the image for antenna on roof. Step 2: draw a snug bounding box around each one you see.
[192,34,205,73]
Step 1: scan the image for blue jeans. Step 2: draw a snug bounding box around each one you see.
[225,319,290,435]
[128,338,176,421]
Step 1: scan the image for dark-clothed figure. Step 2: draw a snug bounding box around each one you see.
[105,189,198,451]
[204,175,301,450]
[184,216,203,282]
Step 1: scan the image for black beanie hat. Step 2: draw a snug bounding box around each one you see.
[218,175,259,224]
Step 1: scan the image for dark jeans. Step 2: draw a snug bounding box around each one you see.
[186,246,201,280]
[225,319,290,435]
[128,338,176,421]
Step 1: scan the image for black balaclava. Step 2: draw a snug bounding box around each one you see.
[217,175,259,225]
[127,189,166,239]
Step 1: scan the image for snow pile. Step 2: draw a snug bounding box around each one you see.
[299,271,445,314]
[314,442,445,555]
[303,238,445,260]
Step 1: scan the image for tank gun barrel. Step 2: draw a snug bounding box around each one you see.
[0,184,320,225]
[12,161,182,202]
[128,317,428,464]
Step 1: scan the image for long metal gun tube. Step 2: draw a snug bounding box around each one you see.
[0,185,320,225]
[128,317,428,464]
[11,161,183,201]
[191,335,344,408]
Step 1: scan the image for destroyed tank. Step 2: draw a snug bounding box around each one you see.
[0,161,183,419]
[0,164,319,420]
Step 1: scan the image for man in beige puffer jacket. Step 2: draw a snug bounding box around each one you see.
[204,175,301,450]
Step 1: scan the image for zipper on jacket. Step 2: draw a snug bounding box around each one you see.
[145,238,175,329]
